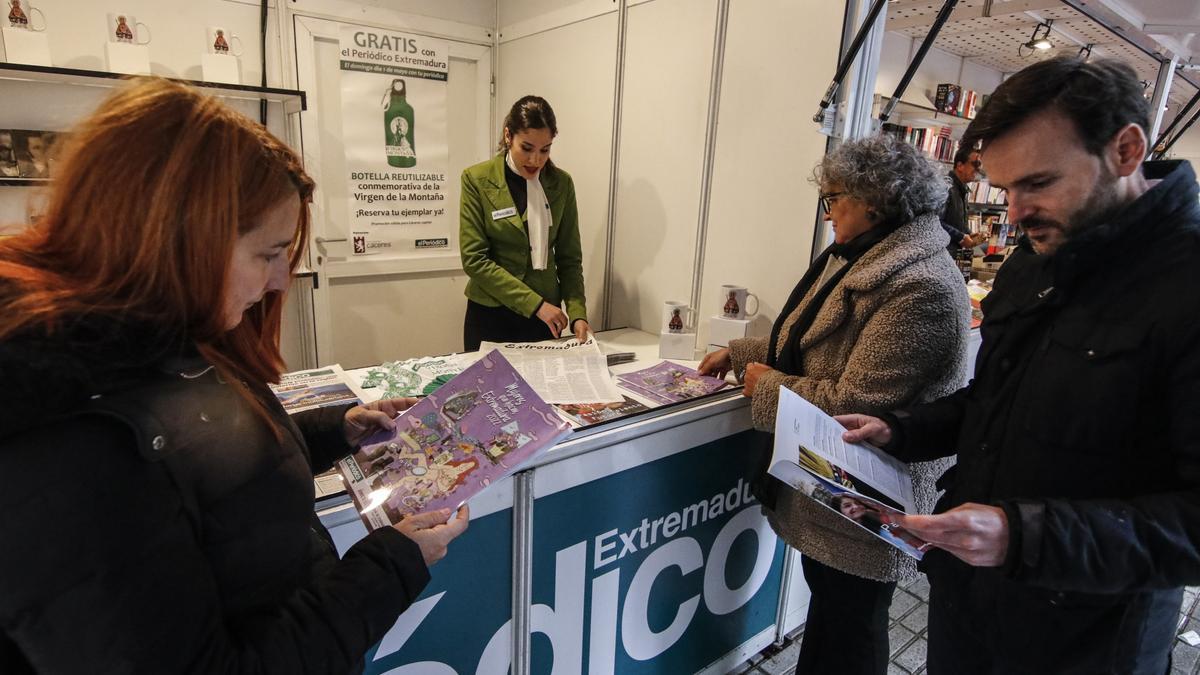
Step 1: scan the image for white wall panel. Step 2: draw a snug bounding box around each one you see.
[7,0,279,84]
[349,0,495,28]
[1167,127,1200,186]
[499,0,613,41]
[498,12,618,330]
[608,0,717,332]
[328,272,469,367]
[697,0,844,345]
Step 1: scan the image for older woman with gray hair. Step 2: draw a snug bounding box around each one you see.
[700,135,970,675]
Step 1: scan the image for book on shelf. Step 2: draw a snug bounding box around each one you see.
[881,122,958,163]
[968,181,1007,206]
[934,83,982,120]
[934,83,960,115]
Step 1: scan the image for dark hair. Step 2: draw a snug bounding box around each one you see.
[952,145,975,166]
[962,56,1150,157]
[498,95,557,152]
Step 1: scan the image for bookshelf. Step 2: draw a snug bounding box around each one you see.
[876,95,969,164]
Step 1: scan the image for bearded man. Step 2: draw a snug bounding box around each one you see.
[837,56,1200,674]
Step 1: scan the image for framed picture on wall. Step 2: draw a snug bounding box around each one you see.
[14,130,54,178]
[0,130,19,178]
[0,129,58,180]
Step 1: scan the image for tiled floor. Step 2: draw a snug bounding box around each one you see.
[734,577,1200,675]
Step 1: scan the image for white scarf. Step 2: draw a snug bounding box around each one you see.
[506,152,551,270]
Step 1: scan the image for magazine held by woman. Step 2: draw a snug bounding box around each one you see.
[337,351,571,530]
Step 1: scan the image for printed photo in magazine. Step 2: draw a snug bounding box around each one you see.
[337,352,571,530]
[772,447,931,560]
[770,386,926,559]
[555,395,650,427]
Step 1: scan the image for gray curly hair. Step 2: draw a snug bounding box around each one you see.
[812,135,949,225]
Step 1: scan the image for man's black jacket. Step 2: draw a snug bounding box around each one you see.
[886,160,1200,672]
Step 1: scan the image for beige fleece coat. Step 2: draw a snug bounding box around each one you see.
[729,213,970,582]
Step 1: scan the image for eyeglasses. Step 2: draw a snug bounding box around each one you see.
[819,192,845,213]
[971,160,982,169]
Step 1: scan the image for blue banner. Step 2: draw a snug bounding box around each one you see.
[361,430,782,673]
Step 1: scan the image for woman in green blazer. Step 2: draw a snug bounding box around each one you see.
[459,96,589,351]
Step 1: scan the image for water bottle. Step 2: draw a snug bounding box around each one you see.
[384,79,415,168]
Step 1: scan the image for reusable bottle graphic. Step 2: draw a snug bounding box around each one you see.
[383,78,416,168]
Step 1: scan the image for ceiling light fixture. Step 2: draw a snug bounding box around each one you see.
[1078,43,1094,61]
[1019,19,1054,56]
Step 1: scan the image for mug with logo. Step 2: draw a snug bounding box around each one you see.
[207,26,243,56]
[662,301,692,334]
[7,1,45,31]
[719,285,759,320]
[107,13,150,44]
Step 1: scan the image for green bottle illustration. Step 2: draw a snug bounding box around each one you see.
[383,78,416,168]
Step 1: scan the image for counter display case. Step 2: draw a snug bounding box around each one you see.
[315,328,809,674]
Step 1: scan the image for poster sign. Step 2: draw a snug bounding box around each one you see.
[339,26,451,257]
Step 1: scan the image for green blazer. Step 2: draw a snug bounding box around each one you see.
[459,153,587,324]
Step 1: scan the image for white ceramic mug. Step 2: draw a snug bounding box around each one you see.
[719,285,759,320]
[7,1,46,31]
[662,300,692,334]
[108,13,150,45]
[208,26,243,56]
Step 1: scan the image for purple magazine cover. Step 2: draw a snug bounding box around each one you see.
[616,361,728,405]
[337,351,571,530]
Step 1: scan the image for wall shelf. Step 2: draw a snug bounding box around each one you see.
[877,95,973,129]
[0,62,307,115]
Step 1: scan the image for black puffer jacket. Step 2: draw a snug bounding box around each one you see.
[886,160,1200,673]
[0,317,429,674]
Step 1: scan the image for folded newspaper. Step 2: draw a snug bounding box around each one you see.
[270,364,364,414]
[478,336,625,404]
[337,351,572,530]
[770,387,930,560]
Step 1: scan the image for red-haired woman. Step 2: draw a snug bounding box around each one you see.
[0,79,467,673]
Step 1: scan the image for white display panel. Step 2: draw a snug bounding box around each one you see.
[608,0,717,333]
[696,0,845,346]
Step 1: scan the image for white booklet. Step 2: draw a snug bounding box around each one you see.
[770,387,930,559]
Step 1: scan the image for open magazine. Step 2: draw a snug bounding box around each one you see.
[770,387,930,560]
[336,351,572,530]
